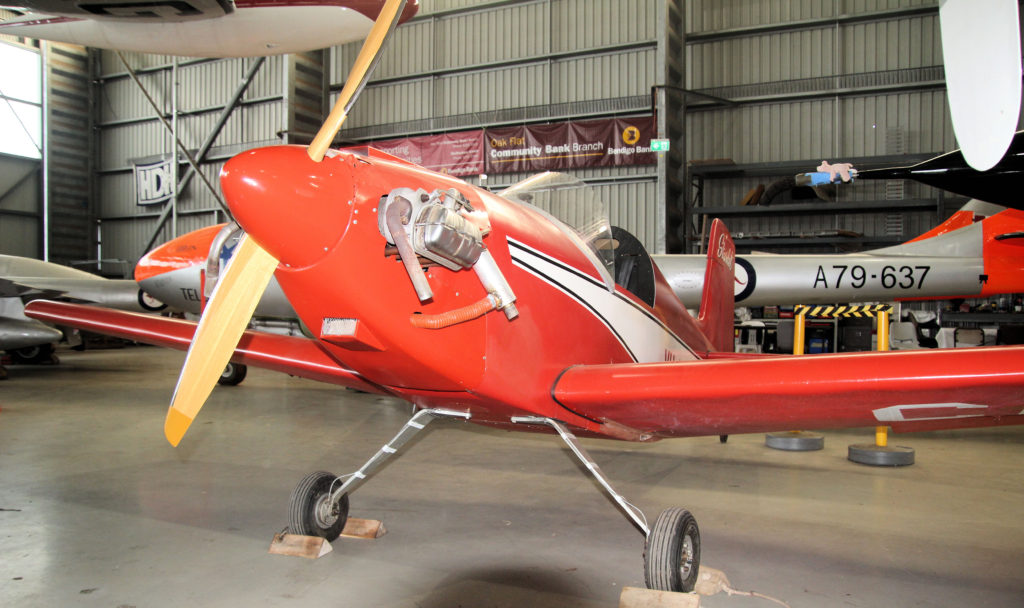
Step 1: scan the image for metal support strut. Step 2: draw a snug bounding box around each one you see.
[511,416,650,536]
[327,408,470,506]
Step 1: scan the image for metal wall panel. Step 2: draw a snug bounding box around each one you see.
[99,122,168,171]
[99,50,176,74]
[438,1,549,67]
[418,0,490,14]
[0,153,41,255]
[0,156,40,213]
[246,55,283,100]
[99,73,168,123]
[686,0,834,32]
[0,216,38,257]
[842,0,935,14]
[691,28,836,89]
[687,91,956,167]
[438,64,549,115]
[342,79,433,127]
[688,99,837,165]
[841,14,940,72]
[689,14,940,91]
[685,0,934,33]
[553,0,657,51]
[97,173,136,217]
[551,49,656,104]
[838,90,954,157]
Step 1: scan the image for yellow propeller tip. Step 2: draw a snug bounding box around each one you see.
[165,408,194,447]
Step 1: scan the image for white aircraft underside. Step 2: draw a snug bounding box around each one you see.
[1,3,376,57]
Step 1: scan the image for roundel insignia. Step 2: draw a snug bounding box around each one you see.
[734,257,756,302]
[622,126,640,146]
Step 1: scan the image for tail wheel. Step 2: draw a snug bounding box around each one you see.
[288,471,348,541]
[644,507,700,592]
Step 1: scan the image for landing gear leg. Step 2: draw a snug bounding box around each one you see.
[288,408,471,538]
[511,416,701,593]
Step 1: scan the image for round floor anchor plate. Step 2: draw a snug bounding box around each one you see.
[848,444,915,466]
[765,431,825,451]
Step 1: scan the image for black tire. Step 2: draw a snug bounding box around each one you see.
[288,471,348,541]
[644,507,700,592]
[218,362,247,386]
[10,343,55,365]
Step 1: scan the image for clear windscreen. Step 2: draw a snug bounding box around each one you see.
[499,172,615,279]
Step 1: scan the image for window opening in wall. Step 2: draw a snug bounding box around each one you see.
[0,41,42,159]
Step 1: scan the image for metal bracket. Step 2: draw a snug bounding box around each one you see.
[327,408,471,506]
[511,416,649,536]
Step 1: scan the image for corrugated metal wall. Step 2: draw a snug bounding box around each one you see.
[45,42,94,267]
[681,0,995,254]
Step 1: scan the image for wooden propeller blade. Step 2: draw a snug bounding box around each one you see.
[165,234,279,446]
[307,0,407,162]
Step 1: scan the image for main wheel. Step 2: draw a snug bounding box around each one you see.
[644,507,700,592]
[10,343,55,365]
[218,362,247,386]
[288,471,348,541]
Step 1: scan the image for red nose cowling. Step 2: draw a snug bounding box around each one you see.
[219,146,355,269]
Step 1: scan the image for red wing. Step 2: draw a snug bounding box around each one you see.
[24,300,387,394]
[553,348,1024,437]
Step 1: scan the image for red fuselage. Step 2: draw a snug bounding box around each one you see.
[221,145,716,439]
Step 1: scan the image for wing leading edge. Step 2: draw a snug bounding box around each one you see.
[553,348,1024,437]
[24,300,386,394]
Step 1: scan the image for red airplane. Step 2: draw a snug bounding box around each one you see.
[26,144,1024,594]
[20,0,1024,594]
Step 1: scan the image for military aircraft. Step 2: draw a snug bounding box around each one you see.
[0,0,418,57]
[0,253,164,378]
[17,0,1024,594]
[656,200,1024,308]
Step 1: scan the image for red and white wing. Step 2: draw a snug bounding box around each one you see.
[24,299,387,394]
[553,348,1024,438]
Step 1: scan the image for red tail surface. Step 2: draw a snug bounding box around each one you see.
[697,219,736,353]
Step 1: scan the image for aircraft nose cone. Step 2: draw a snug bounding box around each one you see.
[220,145,355,268]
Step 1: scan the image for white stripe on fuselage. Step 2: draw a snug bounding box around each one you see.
[507,239,697,363]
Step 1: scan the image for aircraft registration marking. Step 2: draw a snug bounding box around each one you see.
[813,264,931,290]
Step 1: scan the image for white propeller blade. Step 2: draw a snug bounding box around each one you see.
[939,0,1022,171]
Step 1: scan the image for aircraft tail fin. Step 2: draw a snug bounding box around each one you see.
[697,219,735,353]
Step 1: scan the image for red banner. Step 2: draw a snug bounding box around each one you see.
[370,130,484,176]
[366,116,657,177]
[484,116,656,174]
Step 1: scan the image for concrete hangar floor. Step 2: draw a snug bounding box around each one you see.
[1,346,1022,608]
